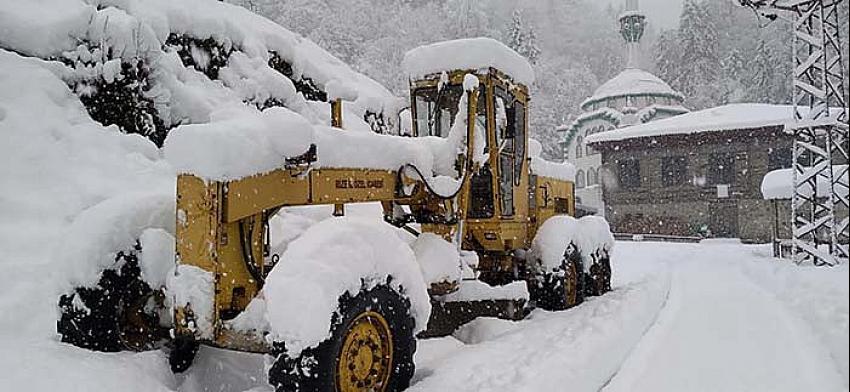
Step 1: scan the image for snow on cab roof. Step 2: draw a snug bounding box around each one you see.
[761,165,849,200]
[582,68,683,109]
[402,37,535,86]
[586,103,797,144]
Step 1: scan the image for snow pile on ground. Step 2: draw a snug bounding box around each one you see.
[528,138,576,182]
[412,233,462,286]
[0,48,177,392]
[0,49,175,293]
[761,164,849,200]
[403,37,535,86]
[2,0,410,182]
[530,215,615,273]
[262,217,430,356]
[0,0,393,108]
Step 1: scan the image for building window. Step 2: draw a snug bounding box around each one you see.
[575,136,583,158]
[587,167,598,186]
[618,158,641,189]
[586,127,600,155]
[768,146,792,171]
[661,155,688,186]
[708,152,735,185]
[576,169,586,188]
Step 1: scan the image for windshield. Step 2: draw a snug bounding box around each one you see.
[412,84,463,138]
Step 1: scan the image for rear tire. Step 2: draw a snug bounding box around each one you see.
[268,282,416,392]
[530,243,585,311]
[585,251,612,297]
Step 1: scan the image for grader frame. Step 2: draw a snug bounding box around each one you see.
[172,67,576,352]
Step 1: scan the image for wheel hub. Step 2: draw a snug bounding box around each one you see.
[336,311,393,392]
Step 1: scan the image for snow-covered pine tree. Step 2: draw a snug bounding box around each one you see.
[653,29,681,94]
[505,9,540,65]
[677,0,721,109]
[746,39,775,103]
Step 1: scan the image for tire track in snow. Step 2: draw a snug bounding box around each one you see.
[597,270,674,391]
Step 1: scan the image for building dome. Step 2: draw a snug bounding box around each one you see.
[581,68,684,111]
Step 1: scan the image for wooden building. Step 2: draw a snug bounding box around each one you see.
[586,103,797,243]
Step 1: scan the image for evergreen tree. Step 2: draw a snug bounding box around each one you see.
[505,9,540,65]
[747,39,775,103]
[653,29,680,94]
[677,0,721,108]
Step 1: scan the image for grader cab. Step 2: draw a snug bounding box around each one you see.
[57,38,613,392]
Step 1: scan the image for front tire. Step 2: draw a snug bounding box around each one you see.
[57,247,164,352]
[268,283,416,392]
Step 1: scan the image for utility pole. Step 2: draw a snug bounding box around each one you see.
[740,0,849,266]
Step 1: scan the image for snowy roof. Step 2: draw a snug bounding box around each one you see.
[582,68,682,109]
[761,165,849,200]
[586,103,797,144]
[402,37,534,86]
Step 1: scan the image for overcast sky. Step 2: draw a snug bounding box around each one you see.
[603,0,685,30]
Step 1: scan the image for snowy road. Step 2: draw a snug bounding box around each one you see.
[1,241,847,392]
[601,242,845,392]
[410,241,847,392]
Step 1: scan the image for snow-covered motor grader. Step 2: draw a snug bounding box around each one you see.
[57,38,614,392]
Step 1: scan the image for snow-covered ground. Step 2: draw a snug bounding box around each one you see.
[1,238,846,391]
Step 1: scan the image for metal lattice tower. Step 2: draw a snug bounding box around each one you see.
[741,0,848,266]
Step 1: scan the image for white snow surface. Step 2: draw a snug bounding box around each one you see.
[262,217,431,356]
[412,233,462,286]
[582,67,683,108]
[0,0,393,105]
[586,103,797,144]
[403,37,535,86]
[530,215,615,273]
[440,280,529,302]
[139,228,176,290]
[167,264,216,339]
[529,138,576,182]
[761,165,849,200]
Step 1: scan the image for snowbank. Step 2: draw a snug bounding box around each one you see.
[530,215,615,273]
[403,37,534,86]
[262,217,430,356]
[761,165,849,200]
[0,50,176,291]
[0,0,394,107]
[528,138,576,182]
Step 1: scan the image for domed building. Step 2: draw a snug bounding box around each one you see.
[560,1,688,215]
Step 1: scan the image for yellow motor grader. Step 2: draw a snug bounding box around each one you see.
[57,49,612,392]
